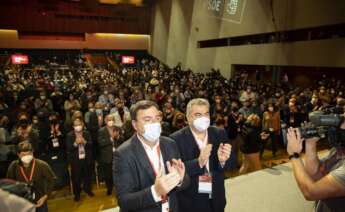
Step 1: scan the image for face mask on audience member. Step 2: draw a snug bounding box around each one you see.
[96,109,103,115]
[89,107,95,112]
[32,118,38,124]
[107,120,114,127]
[74,125,83,132]
[40,95,46,100]
[193,117,210,132]
[21,154,33,164]
[143,122,161,142]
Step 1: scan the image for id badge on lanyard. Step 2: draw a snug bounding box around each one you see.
[20,160,37,200]
[52,138,60,147]
[198,172,212,195]
[161,197,169,212]
[79,147,85,160]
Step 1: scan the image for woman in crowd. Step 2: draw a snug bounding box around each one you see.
[261,103,281,158]
[239,114,269,174]
[66,118,94,201]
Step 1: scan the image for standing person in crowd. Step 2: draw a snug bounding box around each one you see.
[171,112,187,132]
[97,114,121,196]
[239,86,256,105]
[113,100,189,212]
[112,98,131,128]
[162,102,176,126]
[64,94,81,129]
[306,94,321,115]
[66,118,94,202]
[170,98,234,212]
[283,98,303,128]
[45,113,68,188]
[240,114,269,174]
[11,113,41,157]
[7,142,56,212]
[261,103,281,158]
[95,102,105,129]
[34,92,53,113]
[239,100,253,119]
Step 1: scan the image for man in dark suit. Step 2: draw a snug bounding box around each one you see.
[113,100,189,212]
[170,98,235,212]
[66,118,94,202]
[97,114,121,195]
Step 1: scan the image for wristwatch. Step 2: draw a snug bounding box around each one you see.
[289,153,300,160]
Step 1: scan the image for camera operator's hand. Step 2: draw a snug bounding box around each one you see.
[287,127,303,155]
[301,121,320,146]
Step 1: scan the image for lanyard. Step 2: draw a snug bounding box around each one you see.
[19,159,36,183]
[145,145,169,203]
[145,146,162,177]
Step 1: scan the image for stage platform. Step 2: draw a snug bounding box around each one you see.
[102,152,327,212]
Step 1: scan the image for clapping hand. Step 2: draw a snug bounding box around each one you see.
[217,143,232,164]
[167,159,185,184]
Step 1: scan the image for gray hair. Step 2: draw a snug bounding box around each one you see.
[186,98,210,118]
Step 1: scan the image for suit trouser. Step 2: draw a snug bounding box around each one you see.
[99,162,113,192]
[71,159,92,196]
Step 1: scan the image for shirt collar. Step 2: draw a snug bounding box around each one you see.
[190,128,208,146]
[137,133,160,151]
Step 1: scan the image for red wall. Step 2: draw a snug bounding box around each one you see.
[0,0,152,34]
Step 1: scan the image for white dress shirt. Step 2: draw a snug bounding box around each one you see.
[137,135,166,203]
[191,130,210,172]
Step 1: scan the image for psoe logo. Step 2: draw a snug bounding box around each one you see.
[204,0,246,24]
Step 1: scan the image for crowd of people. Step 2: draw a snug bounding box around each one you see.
[0,52,344,211]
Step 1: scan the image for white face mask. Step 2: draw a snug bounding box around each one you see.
[107,121,114,127]
[193,117,210,132]
[74,126,83,132]
[143,122,161,142]
[21,155,33,164]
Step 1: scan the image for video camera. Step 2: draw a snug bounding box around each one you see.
[283,108,345,148]
[300,110,343,139]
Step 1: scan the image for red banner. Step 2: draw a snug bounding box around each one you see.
[11,55,29,65]
[121,56,135,64]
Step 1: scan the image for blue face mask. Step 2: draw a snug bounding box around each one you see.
[96,109,103,115]
[143,123,161,142]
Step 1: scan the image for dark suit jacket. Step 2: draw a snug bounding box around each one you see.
[97,127,121,164]
[169,126,236,212]
[113,135,189,212]
[66,130,93,164]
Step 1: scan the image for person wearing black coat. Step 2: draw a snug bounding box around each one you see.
[113,100,189,212]
[97,114,121,195]
[170,98,235,212]
[66,118,94,202]
[239,114,269,175]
